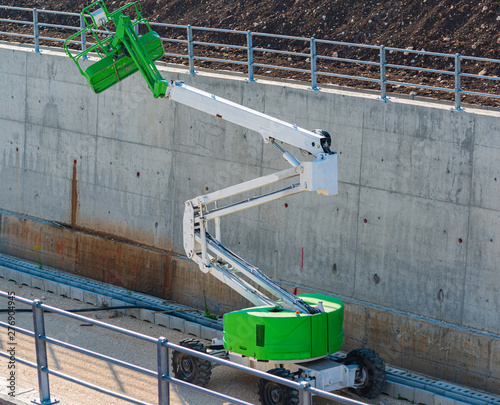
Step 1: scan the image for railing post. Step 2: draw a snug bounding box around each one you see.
[134,21,140,36]
[380,45,387,100]
[79,14,87,59]
[32,300,54,405]
[246,30,255,81]
[157,337,170,405]
[33,8,40,53]
[298,381,312,405]
[187,25,195,75]
[454,53,462,110]
[310,37,318,90]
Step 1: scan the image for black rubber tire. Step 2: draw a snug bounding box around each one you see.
[172,338,213,387]
[344,348,386,399]
[258,368,299,405]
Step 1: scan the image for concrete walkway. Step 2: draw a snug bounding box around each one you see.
[0,278,410,405]
[0,278,254,405]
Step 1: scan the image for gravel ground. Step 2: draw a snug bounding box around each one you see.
[0,277,412,405]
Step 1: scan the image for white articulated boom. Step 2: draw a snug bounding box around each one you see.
[166,81,335,160]
[170,81,338,314]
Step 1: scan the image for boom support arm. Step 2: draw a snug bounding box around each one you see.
[170,82,338,313]
[183,153,337,313]
[111,14,168,97]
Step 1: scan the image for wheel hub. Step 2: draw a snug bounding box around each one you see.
[355,365,368,388]
[270,386,283,403]
[181,356,194,376]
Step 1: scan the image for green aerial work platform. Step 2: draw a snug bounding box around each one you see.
[64,2,386,403]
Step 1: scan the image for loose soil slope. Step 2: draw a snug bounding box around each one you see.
[5,0,499,57]
[148,0,500,59]
[1,0,499,105]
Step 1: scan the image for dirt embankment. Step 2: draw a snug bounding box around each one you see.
[1,0,499,106]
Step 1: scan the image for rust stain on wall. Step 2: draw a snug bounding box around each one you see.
[0,211,245,309]
[71,159,78,227]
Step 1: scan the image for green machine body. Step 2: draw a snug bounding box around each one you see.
[223,293,344,361]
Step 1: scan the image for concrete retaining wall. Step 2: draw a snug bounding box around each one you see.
[0,42,499,392]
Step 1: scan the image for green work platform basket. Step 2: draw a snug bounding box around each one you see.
[83,30,164,94]
[64,1,168,98]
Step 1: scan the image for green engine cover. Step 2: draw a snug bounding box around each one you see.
[223,293,344,361]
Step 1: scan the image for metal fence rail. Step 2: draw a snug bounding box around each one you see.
[0,5,499,110]
[0,290,371,405]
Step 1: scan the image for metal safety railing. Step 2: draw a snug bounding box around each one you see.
[0,5,499,109]
[0,290,370,405]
